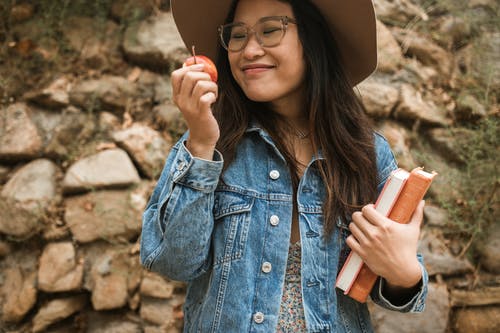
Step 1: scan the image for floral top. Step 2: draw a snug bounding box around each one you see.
[277,241,307,332]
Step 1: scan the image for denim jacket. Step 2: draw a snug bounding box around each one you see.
[140,123,428,333]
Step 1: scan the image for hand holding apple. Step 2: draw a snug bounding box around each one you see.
[182,52,218,83]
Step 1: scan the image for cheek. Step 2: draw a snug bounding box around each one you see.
[228,54,240,79]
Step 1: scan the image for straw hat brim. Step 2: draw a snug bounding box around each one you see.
[171,0,377,86]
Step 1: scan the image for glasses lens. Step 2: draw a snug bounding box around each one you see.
[221,24,248,51]
[219,17,288,52]
[256,19,285,47]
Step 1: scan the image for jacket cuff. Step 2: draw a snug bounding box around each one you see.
[375,255,428,312]
[171,140,223,192]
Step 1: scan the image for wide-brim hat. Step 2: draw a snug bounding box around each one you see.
[171,0,377,86]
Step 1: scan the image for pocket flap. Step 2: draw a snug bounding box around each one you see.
[214,192,254,219]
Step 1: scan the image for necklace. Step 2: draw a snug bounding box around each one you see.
[293,128,311,140]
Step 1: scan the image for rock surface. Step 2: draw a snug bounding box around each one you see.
[0,1,497,332]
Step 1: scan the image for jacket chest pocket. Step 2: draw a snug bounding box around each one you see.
[213,192,254,266]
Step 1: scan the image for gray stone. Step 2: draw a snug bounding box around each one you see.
[90,249,137,310]
[451,286,500,307]
[122,12,188,72]
[438,16,471,48]
[419,230,474,276]
[38,242,84,292]
[455,93,487,122]
[376,121,416,170]
[41,106,96,159]
[85,311,142,333]
[370,282,449,333]
[1,267,37,323]
[392,28,453,76]
[91,269,128,311]
[32,295,87,333]
[153,102,185,133]
[423,205,449,227]
[140,295,185,327]
[1,159,59,205]
[62,148,140,193]
[0,103,42,160]
[110,0,154,21]
[140,271,175,299]
[9,3,35,23]
[357,78,399,118]
[394,84,450,126]
[25,76,71,109]
[477,223,500,274]
[69,76,138,113]
[453,306,500,333]
[64,190,142,243]
[426,127,475,164]
[0,159,60,238]
[396,58,440,86]
[63,16,122,69]
[99,112,122,135]
[376,21,404,73]
[112,124,172,179]
[374,0,428,26]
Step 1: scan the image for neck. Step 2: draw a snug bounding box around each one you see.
[270,89,309,134]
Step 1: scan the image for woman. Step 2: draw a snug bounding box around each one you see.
[141,0,428,331]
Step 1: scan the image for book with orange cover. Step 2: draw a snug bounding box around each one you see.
[336,167,437,303]
[336,168,410,294]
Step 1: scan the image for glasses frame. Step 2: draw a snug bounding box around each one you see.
[218,16,297,52]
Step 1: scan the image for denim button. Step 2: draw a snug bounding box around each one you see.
[177,161,186,171]
[270,215,280,226]
[269,170,280,180]
[262,262,272,273]
[253,312,265,324]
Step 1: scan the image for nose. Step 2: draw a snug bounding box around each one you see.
[242,32,265,58]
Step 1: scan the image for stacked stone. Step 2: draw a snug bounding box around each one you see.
[0,0,498,332]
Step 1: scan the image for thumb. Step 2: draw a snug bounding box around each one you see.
[408,200,425,229]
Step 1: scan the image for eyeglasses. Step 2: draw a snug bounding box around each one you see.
[218,16,297,52]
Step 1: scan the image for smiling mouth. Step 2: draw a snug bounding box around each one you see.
[242,64,275,74]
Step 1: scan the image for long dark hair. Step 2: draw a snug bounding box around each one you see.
[213,0,378,235]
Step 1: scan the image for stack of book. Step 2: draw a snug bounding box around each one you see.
[335,167,437,303]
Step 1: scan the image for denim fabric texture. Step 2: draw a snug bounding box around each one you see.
[140,123,429,333]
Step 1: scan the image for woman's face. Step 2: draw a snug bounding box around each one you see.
[228,0,306,109]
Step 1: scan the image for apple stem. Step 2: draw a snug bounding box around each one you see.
[191,45,197,64]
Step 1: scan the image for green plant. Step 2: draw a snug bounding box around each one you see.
[431,118,498,257]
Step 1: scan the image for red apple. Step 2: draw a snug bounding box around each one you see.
[183,55,218,83]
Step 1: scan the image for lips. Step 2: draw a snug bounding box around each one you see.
[241,63,275,74]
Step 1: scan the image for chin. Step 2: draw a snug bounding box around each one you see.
[242,88,276,103]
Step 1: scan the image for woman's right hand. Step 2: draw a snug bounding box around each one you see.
[171,64,219,160]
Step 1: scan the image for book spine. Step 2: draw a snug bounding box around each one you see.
[346,169,435,303]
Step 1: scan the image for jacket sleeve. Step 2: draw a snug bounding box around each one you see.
[140,134,223,281]
[370,132,429,312]
[370,255,429,312]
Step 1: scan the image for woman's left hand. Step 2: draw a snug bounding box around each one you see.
[346,200,425,289]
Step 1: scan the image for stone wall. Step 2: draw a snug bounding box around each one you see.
[0,0,498,332]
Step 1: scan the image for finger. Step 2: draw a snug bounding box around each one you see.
[171,64,205,97]
[408,200,425,228]
[198,92,217,112]
[351,210,377,240]
[348,221,369,246]
[192,80,218,105]
[361,204,389,227]
[345,235,365,259]
[179,70,212,98]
